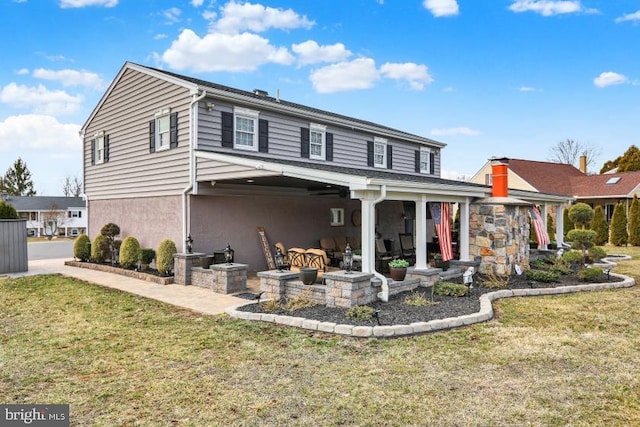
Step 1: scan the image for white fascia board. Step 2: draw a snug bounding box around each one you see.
[367,178,489,199]
[509,189,575,204]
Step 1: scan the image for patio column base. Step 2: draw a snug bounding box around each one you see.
[174,252,205,285]
[323,271,375,308]
[259,270,299,300]
[210,263,248,294]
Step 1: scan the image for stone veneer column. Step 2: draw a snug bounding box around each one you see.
[210,263,248,294]
[173,252,205,285]
[258,270,299,300]
[323,271,375,308]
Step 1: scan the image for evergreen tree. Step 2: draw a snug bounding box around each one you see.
[2,158,36,196]
[546,212,555,243]
[600,145,640,173]
[610,202,628,246]
[628,195,640,246]
[590,205,609,246]
[563,208,574,238]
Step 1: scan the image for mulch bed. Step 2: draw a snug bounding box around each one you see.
[238,272,623,326]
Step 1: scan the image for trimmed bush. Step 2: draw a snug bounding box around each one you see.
[119,236,141,269]
[568,203,594,229]
[138,248,156,267]
[588,246,607,262]
[567,229,597,263]
[590,205,609,246]
[91,234,109,262]
[0,201,18,219]
[610,203,628,246]
[73,234,91,261]
[578,267,604,282]
[156,239,177,275]
[629,195,640,246]
[525,269,560,283]
[561,250,582,265]
[100,223,121,260]
[433,281,468,297]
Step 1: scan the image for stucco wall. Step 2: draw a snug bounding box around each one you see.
[88,196,182,251]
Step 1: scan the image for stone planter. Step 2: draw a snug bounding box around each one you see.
[299,267,318,285]
[389,266,407,281]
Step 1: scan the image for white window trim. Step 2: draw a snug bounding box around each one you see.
[309,123,326,160]
[420,147,431,174]
[94,131,105,164]
[234,106,259,152]
[373,137,387,169]
[155,108,171,152]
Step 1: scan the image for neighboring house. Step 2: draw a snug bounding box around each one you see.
[1,195,87,237]
[81,62,570,274]
[470,158,640,222]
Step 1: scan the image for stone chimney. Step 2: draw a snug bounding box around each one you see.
[579,155,587,173]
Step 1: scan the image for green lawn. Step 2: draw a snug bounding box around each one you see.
[1,247,640,426]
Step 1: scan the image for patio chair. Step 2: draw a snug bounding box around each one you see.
[320,237,342,266]
[287,247,307,272]
[398,233,416,264]
[305,248,330,284]
[347,236,361,250]
[375,238,394,273]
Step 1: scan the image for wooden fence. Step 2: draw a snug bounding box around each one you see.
[0,219,28,274]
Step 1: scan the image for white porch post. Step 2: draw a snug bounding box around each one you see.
[541,204,549,250]
[459,198,470,261]
[556,204,564,247]
[360,197,376,273]
[414,197,428,270]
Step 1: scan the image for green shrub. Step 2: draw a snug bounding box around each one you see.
[561,250,582,265]
[433,281,468,297]
[524,269,560,283]
[546,213,555,243]
[73,234,91,261]
[138,248,156,266]
[404,290,431,306]
[567,229,597,263]
[100,223,121,260]
[0,201,18,219]
[588,246,607,262]
[629,195,640,246]
[610,202,628,246]
[91,234,109,262]
[569,203,594,229]
[346,305,375,321]
[590,206,609,245]
[119,236,140,268]
[156,239,177,275]
[549,264,572,276]
[563,208,574,238]
[578,267,604,282]
[389,258,410,268]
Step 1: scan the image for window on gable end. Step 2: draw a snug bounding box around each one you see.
[92,131,108,165]
[309,123,326,160]
[149,109,178,153]
[419,147,432,174]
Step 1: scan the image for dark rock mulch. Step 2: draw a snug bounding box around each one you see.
[238,272,622,327]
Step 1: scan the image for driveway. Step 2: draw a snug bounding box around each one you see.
[28,240,75,260]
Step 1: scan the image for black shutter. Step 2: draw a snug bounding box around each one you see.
[91,139,95,165]
[149,120,156,153]
[415,150,420,173]
[169,112,178,149]
[221,112,234,148]
[367,140,374,167]
[387,145,392,169]
[301,127,310,158]
[430,152,435,174]
[104,135,110,162]
[258,119,268,153]
[326,132,333,161]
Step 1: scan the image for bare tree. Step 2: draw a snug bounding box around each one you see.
[548,139,601,173]
[62,175,83,197]
[42,203,65,240]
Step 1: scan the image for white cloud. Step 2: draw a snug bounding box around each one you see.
[0,115,80,152]
[59,0,117,8]
[161,29,294,72]
[310,58,380,93]
[380,62,434,90]
[33,68,105,90]
[163,7,182,24]
[518,86,541,92]
[423,0,459,17]
[508,0,582,16]
[615,10,640,23]
[0,83,83,116]
[430,127,481,136]
[214,1,314,34]
[442,86,456,92]
[191,0,204,6]
[291,40,352,66]
[593,71,629,88]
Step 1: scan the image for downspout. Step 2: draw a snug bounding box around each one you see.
[372,185,389,302]
[182,90,207,252]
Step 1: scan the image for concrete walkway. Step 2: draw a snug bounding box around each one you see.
[6,258,254,315]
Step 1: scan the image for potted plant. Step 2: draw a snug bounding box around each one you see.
[434,254,449,271]
[388,258,409,281]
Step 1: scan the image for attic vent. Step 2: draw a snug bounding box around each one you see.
[253,89,268,97]
[606,177,621,185]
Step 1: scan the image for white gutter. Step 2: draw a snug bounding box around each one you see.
[182,90,207,252]
[371,185,389,302]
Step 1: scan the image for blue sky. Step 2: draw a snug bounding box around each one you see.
[1,0,639,195]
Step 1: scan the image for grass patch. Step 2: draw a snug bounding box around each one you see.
[1,248,640,425]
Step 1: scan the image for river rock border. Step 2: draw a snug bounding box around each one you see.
[226,256,635,338]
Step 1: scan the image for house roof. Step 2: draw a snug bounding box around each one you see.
[82,62,445,148]
[1,196,85,211]
[499,158,640,199]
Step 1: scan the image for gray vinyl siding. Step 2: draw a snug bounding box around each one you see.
[84,68,191,200]
[196,100,441,177]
